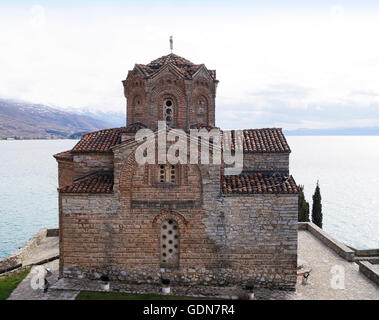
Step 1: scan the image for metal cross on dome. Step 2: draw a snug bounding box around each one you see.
[170,36,173,53]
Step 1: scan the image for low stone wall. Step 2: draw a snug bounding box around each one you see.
[298,223,308,231]
[0,228,58,273]
[298,223,379,286]
[298,222,355,262]
[348,247,379,258]
[358,261,379,285]
[0,265,30,280]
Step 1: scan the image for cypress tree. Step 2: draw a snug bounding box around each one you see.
[298,185,310,222]
[312,181,323,228]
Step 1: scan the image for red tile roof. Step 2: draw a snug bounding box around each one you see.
[71,127,123,153]
[69,126,290,154]
[136,53,216,80]
[221,172,298,194]
[59,172,113,194]
[224,128,291,153]
[53,150,73,161]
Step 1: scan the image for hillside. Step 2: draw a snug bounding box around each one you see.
[0,98,112,139]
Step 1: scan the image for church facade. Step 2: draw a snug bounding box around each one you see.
[54,53,299,291]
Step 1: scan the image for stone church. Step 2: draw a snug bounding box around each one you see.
[54,52,299,291]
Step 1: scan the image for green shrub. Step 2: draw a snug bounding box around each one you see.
[0,268,30,300]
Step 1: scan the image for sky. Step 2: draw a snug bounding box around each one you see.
[1,1,379,130]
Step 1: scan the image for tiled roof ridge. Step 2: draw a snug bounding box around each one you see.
[147,53,195,68]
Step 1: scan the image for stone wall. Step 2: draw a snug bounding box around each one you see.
[208,194,298,290]
[243,153,289,173]
[298,222,355,262]
[73,153,113,178]
[60,190,298,290]
[358,261,379,285]
[60,193,221,283]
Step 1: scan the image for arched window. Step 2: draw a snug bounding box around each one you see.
[163,98,174,126]
[132,95,143,122]
[196,96,208,124]
[133,95,142,107]
[160,219,179,268]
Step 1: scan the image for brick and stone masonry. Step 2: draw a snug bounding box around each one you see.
[54,53,299,292]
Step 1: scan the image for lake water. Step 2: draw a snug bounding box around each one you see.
[0,137,378,259]
[287,136,379,250]
[0,140,77,259]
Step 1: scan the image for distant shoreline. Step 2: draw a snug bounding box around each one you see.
[2,135,379,141]
[1,138,79,141]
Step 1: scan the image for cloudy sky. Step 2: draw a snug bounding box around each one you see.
[1,0,379,130]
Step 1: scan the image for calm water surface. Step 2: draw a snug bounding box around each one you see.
[0,137,378,259]
[0,140,77,259]
[288,136,379,249]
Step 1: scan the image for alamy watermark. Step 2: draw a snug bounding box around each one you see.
[330,264,345,289]
[134,121,244,175]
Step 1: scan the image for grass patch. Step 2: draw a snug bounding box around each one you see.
[0,268,31,300]
[76,291,215,300]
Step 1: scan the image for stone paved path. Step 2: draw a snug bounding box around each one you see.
[7,230,379,300]
[7,260,79,300]
[292,230,379,300]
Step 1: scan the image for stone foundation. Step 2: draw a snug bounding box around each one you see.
[62,264,296,291]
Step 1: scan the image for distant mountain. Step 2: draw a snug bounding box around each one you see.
[284,127,379,136]
[68,109,126,128]
[0,98,112,139]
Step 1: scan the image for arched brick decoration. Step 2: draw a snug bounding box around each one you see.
[195,95,209,125]
[150,84,185,130]
[190,86,214,126]
[127,87,146,125]
[152,209,188,231]
[117,139,205,205]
